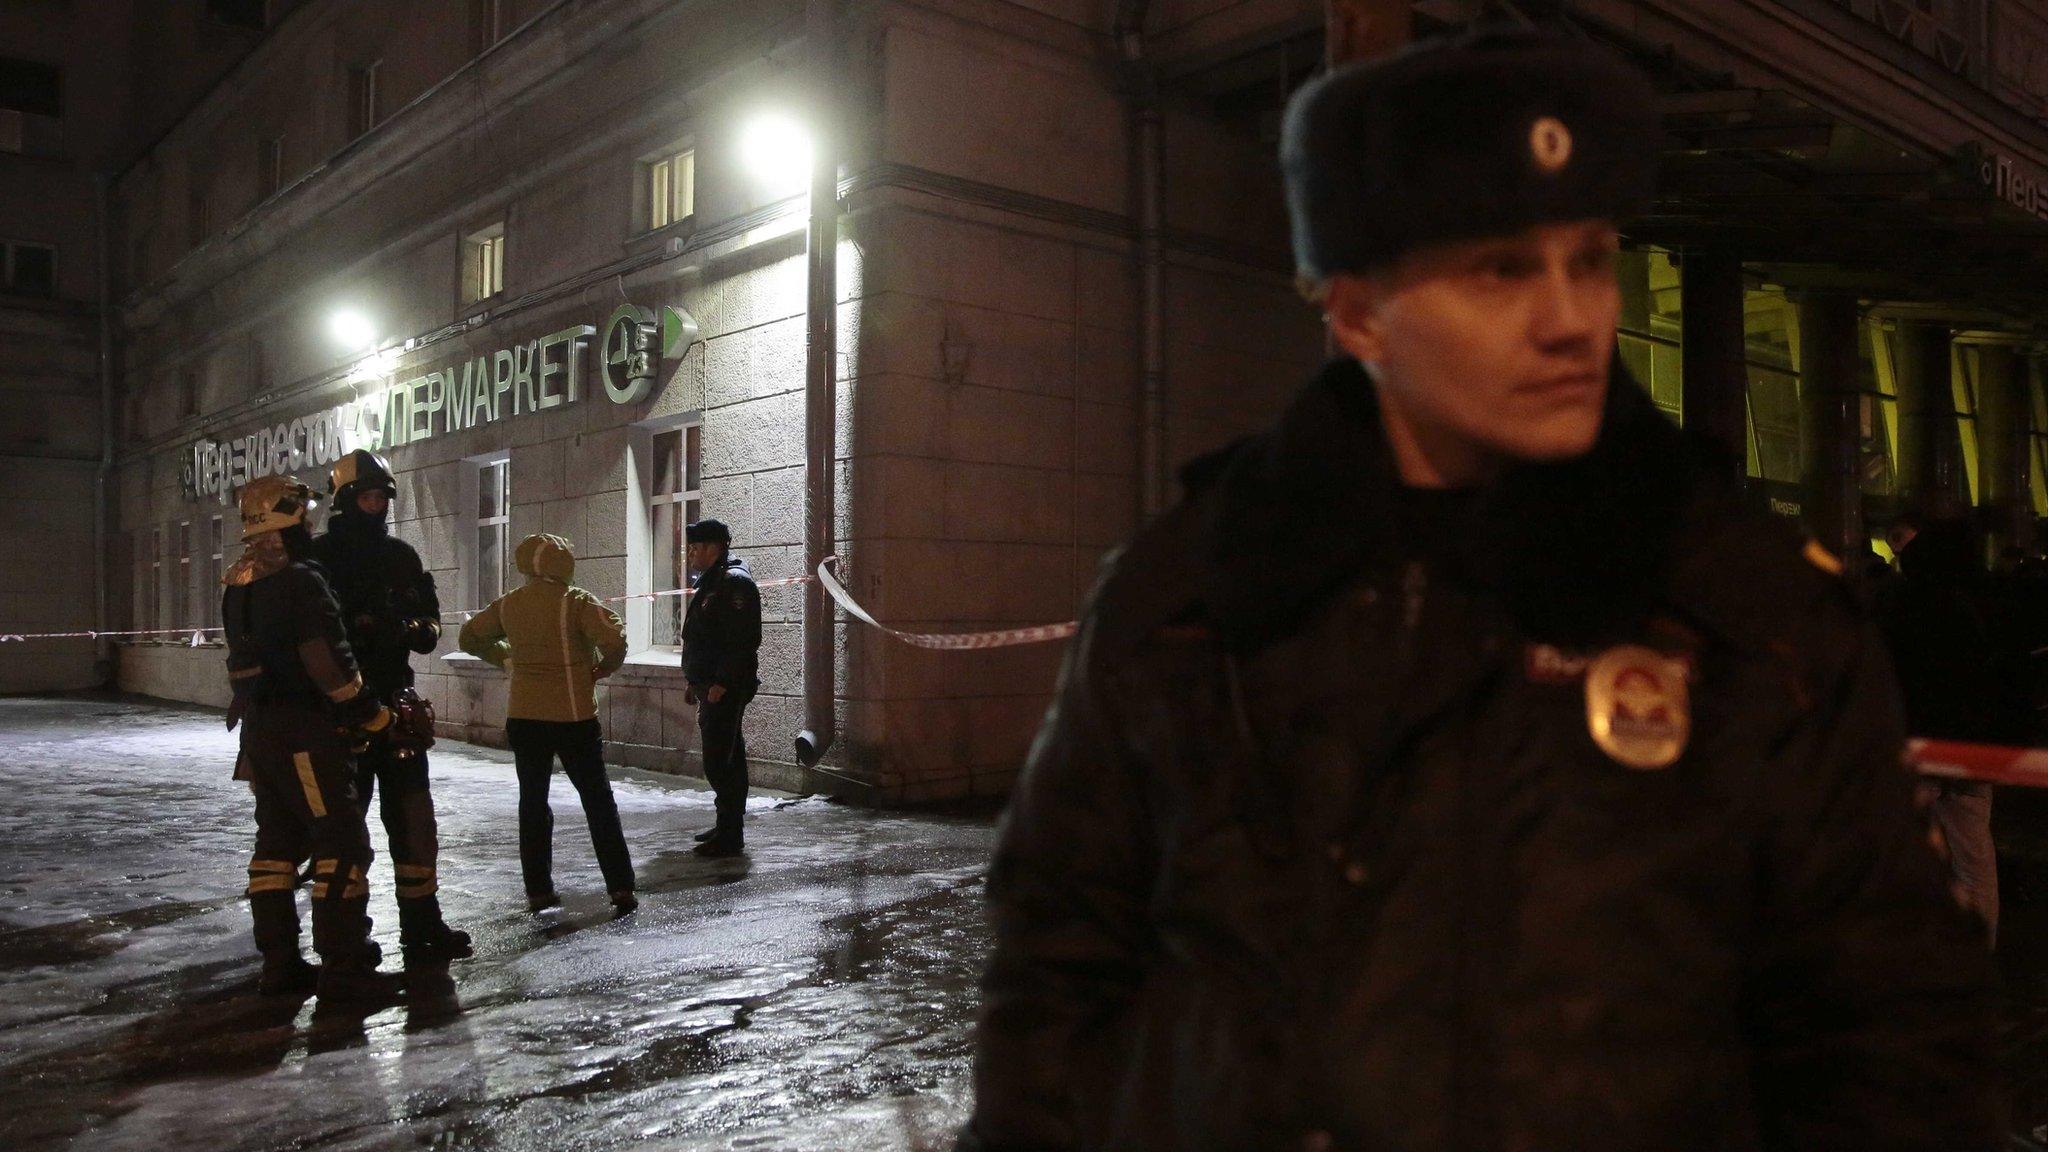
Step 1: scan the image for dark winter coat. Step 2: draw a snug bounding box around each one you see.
[682,555,761,696]
[221,530,380,728]
[310,511,442,699]
[965,359,1998,1152]
[1875,523,2032,747]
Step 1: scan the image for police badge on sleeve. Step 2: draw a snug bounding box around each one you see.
[1585,645,1690,770]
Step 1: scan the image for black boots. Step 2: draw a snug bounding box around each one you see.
[310,895,403,1007]
[397,895,472,965]
[251,890,318,994]
[258,953,319,994]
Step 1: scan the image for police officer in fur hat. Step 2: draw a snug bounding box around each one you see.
[962,27,1997,1152]
[681,518,761,857]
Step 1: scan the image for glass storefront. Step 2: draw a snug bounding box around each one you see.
[1614,248,2048,545]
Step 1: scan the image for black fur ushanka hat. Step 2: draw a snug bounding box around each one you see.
[1282,27,1661,279]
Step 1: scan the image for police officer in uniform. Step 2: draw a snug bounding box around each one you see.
[311,449,471,968]
[681,519,761,858]
[224,476,404,1004]
[963,28,1997,1152]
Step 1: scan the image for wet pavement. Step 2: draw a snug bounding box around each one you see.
[0,695,993,1151]
[15,693,2048,1149]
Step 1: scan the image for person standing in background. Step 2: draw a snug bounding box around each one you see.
[681,519,761,859]
[458,533,635,914]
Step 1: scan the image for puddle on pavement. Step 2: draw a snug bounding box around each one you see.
[0,898,226,969]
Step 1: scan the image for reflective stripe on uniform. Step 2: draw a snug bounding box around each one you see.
[229,665,262,680]
[292,752,328,817]
[246,856,298,894]
[394,862,437,898]
[327,674,363,703]
[309,857,337,899]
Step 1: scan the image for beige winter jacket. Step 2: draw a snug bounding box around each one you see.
[457,534,626,722]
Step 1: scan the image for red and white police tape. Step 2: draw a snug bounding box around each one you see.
[812,556,1080,651]
[0,558,1080,651]
[14,561,2042,790]
[1908,738,2048,788]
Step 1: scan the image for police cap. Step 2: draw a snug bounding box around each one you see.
[686,518,732,545]
[1282,27,1661,281]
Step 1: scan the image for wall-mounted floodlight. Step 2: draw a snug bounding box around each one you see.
[740,113,813,196]
[329,309,376,351]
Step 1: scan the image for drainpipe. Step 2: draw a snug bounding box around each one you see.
[93,173,115,685]
[795,0,838,769]
[1118,1,1167,518]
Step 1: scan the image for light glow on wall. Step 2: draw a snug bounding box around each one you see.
[739,113,812,196]
[329,309,376,351]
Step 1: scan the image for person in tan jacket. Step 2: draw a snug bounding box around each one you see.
[458,534,636,913]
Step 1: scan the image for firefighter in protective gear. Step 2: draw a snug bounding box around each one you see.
[310,449,471,968]
[222,475,401,1004]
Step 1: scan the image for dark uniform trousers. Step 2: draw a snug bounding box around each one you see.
[697,696,750,846]
[505,718,635,897]
[240,701,378,966]
[354,738,442,930]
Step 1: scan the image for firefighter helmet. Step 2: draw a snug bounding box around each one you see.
[330,449,397,508]
[238,476,319,541]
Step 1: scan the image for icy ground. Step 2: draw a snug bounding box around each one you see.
[0,695,994,1151]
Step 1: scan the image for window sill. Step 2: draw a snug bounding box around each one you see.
[608,650,687,686]
[623,217,697,259]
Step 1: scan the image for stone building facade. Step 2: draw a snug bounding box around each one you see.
[0,0,306,694]
[22,0,2048,800]
[101,0,1320,801]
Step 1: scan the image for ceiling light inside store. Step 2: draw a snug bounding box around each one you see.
[740,113,812,195]
[329,309,376,351]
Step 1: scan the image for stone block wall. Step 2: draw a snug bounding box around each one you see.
[101,0,1329,806]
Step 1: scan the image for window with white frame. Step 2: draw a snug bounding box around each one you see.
[645,147,695,231]
[463,223,505,304]
[649,422,701,648]
[473,456,512,607]
[203,515,226,631]
[146,527,162,634]
[172,520,192,630]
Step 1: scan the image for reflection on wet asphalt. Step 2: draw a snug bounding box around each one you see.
[0,696,994,1151]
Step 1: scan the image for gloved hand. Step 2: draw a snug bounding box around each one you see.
[683,684,697,706]
[346,703,395,754]
[225,696,245,731]
[400,616,442,655]
[385,688,437,759]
